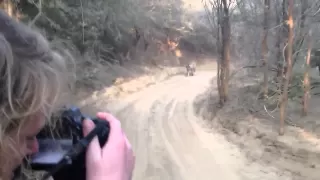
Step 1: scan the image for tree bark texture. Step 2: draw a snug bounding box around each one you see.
[302,30,312,117]
[220,0,230,104]
[262,0,270,98]
[279,0,293,136]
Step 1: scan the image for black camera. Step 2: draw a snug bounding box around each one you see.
[30,106,110,180]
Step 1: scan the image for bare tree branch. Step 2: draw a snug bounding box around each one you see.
[28,0,42,27]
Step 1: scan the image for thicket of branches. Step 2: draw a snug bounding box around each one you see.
[1,0,216,66]
[204,0,320,65]
[203,0,320,135]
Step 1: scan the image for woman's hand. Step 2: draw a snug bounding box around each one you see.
[83,112,135,180]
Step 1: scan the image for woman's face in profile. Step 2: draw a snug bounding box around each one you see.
[1,113,45,179]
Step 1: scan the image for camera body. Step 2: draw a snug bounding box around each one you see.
[30,107,110,180]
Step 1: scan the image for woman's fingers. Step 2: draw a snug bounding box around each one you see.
[82,119,101,163]
[84,112,135,179]
[96,112,124,149]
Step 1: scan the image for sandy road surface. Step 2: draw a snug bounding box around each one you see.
[86,71,292,180]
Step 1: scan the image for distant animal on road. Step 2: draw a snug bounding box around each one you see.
[186,61,196,76]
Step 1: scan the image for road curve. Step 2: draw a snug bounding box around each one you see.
[88,71,292,180]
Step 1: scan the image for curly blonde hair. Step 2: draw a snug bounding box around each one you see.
[0,10,74,179]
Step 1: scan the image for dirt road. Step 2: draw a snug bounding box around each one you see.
[86,70,293,180]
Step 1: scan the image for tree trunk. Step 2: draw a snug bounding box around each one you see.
[221,0,230,104]
[262,0,270,98]
[302,30,312,117]
[279,0,293,136]
[216,2,224,106]
[280,0,288,78]
[293,0,308,66]
[275,0,282,80]
[292,0,308,66]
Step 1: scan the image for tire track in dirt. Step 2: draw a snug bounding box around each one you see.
[88,71,293,180]
[109,78,187,180]
[156,78,242,180]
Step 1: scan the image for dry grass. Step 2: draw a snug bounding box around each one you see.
[193,66,320,179]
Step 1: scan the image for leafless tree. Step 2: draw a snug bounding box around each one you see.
[302,30,312,117]
[279,0,294,136]
[262,0,270,98]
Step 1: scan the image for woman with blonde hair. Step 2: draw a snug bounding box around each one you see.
[0,9,134,180]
